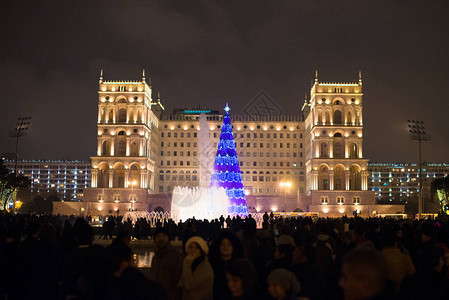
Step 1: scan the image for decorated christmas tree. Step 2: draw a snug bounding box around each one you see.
[210,103,248,216]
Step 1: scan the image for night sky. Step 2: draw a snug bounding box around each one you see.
[1,0,448,163]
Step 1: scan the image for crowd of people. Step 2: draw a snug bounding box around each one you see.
[1,211,449,300]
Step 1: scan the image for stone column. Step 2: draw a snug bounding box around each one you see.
[98,108,102,123]
[359,107,363,125]
[97,140,102,156]
[345,170,350,190]
[124,169,130,188]
[141,169,149,188]
[149,172,154,191]
[126,140,130,156]
[329,170,334,190]
[110,139,115,156]
[311,170,318,190]
[91,169,98,188]
[345,141,349,158]
[358,142,363,158]
[139,140,143,156]
[109,169,115,188]
[329,141,334,158]
[361,171,369,191]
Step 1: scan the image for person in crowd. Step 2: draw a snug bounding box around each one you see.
[225,258,260,300]
[22,223,64,300]
[366,221,382,250]
[61,221,108,299]
[60,219,78,252]
[312,221,338,300]
[106,241,165,300]
[149,227,184,300]
[339,247,394,300]
[236,219,258,259]
[277,225,295,247]
[1,227,23,300]
[291,243,316,300]
[19,221,40,258]
[380,227,415,291]
[264,243,295,280]
[420,222,437,247]
[102,217,114,240]
[252,222,277,280]
[182,220,198,252]
[398,245,449,300]
[256,221,275,242]
[209,231,244,300]
[267,269,301,300]
[179,236,214,300]
[111,230,132,248]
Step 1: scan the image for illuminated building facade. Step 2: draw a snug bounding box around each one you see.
[368,163,449,208]
[82,70,163,215]
[2,159,91,201]
[303,72,376,216]
[61,71,405,217]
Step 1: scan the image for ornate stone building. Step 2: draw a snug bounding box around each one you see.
[303,72,376,216]
[74,70,403,217]
[83,70,164,215]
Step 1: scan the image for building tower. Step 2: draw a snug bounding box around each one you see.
[85,69,162,214]
[304,71,374,216]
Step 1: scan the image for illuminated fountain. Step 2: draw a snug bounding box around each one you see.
[171,186,230,222]
[170,105,248,222]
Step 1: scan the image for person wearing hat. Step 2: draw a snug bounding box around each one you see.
[179,236,214,300]
[149,227,184,300]
[267,269,301,300]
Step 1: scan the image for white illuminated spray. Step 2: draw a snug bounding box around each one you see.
[198,113,214,188]
[171,112,230,222]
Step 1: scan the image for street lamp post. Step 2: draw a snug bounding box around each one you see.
[407,120,431,220]
[129,180,137,211]
[9,117,31,175]
[280,182,291,218]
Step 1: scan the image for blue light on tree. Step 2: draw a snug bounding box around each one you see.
[210,103,248,216]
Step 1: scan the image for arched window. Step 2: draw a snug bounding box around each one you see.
[335,100,342,105]
[98,163,109,188]
[102,140,109,156]
[108,109,114,122]
[347,111,352,124]
[350,165,362,190]
[115,165,125,188]
[128,108,134,123]
[349,143,358,158]
[130,165,140,187]
[117,141,126,156]
[118,98,126,103]
[334,166,345,190]
[317,110,323,124]
[325,111,330,125]
[118,108,127,122]
[137,109,142,123]
[333,141,344,158]
[131,141,139,156]
[320,142,329,158]
[101,108,106,123]
[318,166,330,190]
[333,110,343,125]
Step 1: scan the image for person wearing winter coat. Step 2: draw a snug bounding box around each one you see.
[179,236,214,300]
